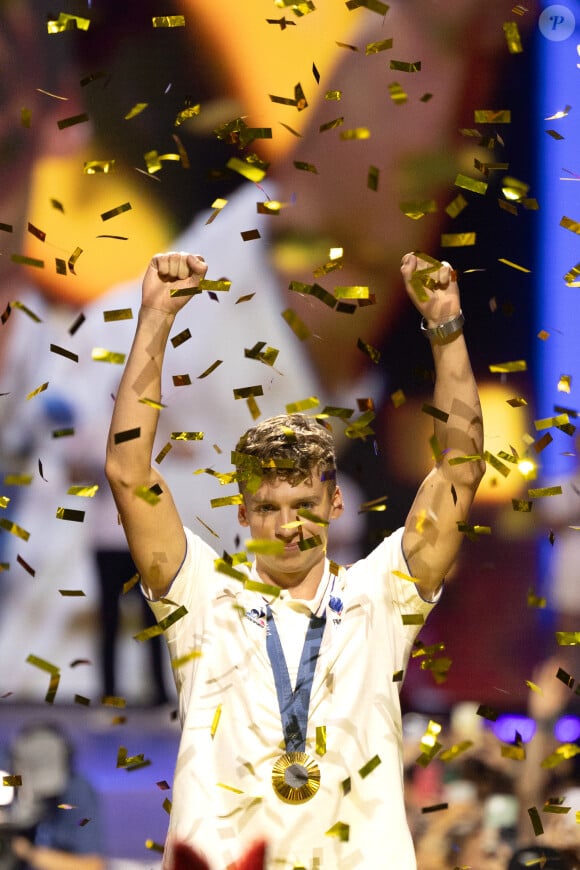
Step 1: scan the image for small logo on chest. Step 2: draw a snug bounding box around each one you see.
[244,606,268,631]
[328,595,343,625]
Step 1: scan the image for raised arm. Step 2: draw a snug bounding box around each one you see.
[400,252,485,599]
[105,252,208,599]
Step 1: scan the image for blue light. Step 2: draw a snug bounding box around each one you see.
[554,714,580,743]
[536,1,580,481]
[492,714,536,744]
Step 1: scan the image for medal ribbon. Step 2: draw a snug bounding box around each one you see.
[265,605,326,752]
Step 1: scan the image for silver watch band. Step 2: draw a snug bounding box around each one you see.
[420,310,464,341]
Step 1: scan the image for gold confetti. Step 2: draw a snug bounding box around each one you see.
[502,743,526,761]
[316,726,326,756]
[555,632,580,645]
[134,486,161,506]
[210,704,222,739]
[474,109,511,124]
[390,60,421,72]
[11,301,43,321]
[172,374,191,387]
[101,202,132,222]
[526,587,546,608]
[528,486,563,498]
[57,113,90,130]
[402,614,425,626]
[0,519,30,540]
[241,229,261,241]
[388,82,409,106]
[485,451,511,477]
[246,539,285,555]
[503,20,523,53]
[26,654,59,675]
[421,802,449,814]
[50,344,78,363]
[68,247,83,274]
[445,193,468,218]
[422,403,449,423]
[498,258,531,273]
[325,89,343,101]
[298,535,323,551]
[358,755,381,778]
[84,160,116,174]
[67,485,98,498]
[293,161,318,173]
[401,200,437,219]
[171,649,202,670]
[92,348,126,365]
[199,278,231,293]
[457,522,491,538]
[227,156,267,183]
[3,474,32,486]
[155,443,172,464]
[26,382,48,400]
[197,360,222,379]
[535,413,569,430]
[340,127,371,140]
[216,782,244,794]
[366,38,393,53]
[152,15,185,27]
[489,360,527,373]
[59,589,86,597]
[244,579,282,597]
[139,398,166,410]
[3,775,22,787]
[560,215,580,235]
[335,286,370,299]
[211,495,244,508]
[282,308,311,340]
[441,232,476,247]
[233,386,263,401]
[145,840,165,853]
[455,173,488,194]
[286,396,319,413]
[103,308,133,323]
[416,720,442,766]
[205,198,228,225]
[11,254,44,271]
[367,165,380,191]
[47,12,90,32]
[56,507,85,522]
[124,103,148,121]
[558,375,572,393]
[170,432,204,441]
[357,338,381,364]
[325,821,350,842]
[439,741,474,763]
[564,262,580,286]
[541,743,580,767]
[512,499,532,512]
[114,427,140,444]
[319,117,344,133]
[528,806,544,835]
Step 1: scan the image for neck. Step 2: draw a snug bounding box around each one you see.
[256,559,326,601]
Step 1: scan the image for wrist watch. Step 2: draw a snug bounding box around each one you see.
[420,310,464,341]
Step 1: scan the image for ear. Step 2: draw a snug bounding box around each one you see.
[238,501,249,527]
[330,485,344,520]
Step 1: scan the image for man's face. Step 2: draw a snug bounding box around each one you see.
[238,474,343,587]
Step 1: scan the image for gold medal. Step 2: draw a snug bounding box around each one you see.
[271,751,321,804]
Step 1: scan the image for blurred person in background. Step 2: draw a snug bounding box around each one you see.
[0,722,104,870]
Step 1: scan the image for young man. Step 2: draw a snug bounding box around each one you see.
[105,251,485,869]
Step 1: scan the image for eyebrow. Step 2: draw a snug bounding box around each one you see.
[250,493,322,506]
